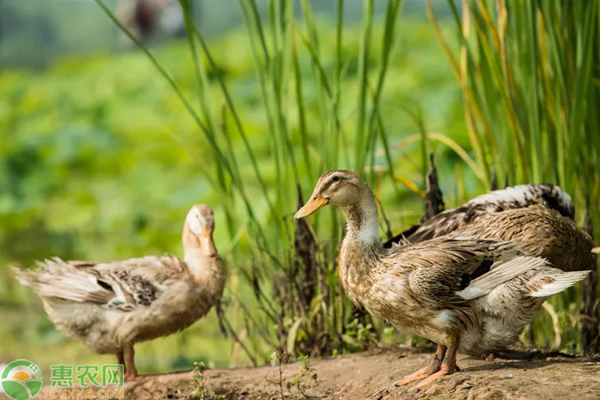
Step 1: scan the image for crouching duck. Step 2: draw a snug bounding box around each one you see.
[295,171,590,390]
[448,205,593,273]
[385,183,575,245]
[13,204,225,380]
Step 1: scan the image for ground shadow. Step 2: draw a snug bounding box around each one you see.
[461,353,600,373]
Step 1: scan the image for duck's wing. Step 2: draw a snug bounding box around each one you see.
[12,255,187,311]
[388,237,548,309]
[384,184,574,247]
[449,206,593,272]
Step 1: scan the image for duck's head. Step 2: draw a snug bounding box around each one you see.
[183,204,218,256]
[185,204,215,237]
[295,170,370,219]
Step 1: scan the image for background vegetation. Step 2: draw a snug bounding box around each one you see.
[0,0,598,378]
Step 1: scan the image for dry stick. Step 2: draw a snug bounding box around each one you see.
[215,300,228,337]
[490,169,498,191]
[277,350,285,400]
[294,185,318,310]
[422,153,445,222]
[581,196,599,353]
[264,348,288,400]
[382,152,445,248]
[503,163,517,188]
[376,197,394,242]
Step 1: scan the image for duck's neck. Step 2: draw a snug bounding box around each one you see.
[338,189,383,281]
[340,189,381,245]
[183,226,224,292]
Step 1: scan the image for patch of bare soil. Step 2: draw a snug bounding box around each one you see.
[30,347,600,400]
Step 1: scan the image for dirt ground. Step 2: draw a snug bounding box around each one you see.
[26,347,600,400]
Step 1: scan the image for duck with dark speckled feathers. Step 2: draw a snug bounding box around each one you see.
[12,204,225,380]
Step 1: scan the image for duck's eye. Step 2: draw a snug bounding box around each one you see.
[332,176,339,182]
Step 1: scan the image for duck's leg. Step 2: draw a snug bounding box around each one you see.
[116,350,125,369]
[117,350,125,367]
[394,344,447,386]
[116,350,126,379]
[123,345,138,380]
[412,335,460,391]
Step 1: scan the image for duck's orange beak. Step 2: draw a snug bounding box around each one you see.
[294,193,329,219]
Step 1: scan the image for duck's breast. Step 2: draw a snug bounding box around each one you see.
[365,272,457,345]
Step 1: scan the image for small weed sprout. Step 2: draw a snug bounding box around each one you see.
[265,349,318,399]
[265,348,289,399]
[192,361,224,400]
[343,318,378,350]
[286,355,318,398]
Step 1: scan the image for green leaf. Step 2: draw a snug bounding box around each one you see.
[286,318,304,355]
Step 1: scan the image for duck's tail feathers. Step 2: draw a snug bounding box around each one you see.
[12,265,35,288]
[592,247,600,254]
[457,256,547,300]
[529,270,590,298]
[11,261,113,304]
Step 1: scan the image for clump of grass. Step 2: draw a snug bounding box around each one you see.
[286,355,318,398]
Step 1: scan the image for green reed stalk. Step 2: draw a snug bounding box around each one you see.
[95,0,267,244]
[355,0,374,173]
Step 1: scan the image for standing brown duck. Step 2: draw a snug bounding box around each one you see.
[13,204,225,380]
[295,171,590,390]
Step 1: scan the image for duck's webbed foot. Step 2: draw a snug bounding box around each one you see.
[412,360,458,390]
[394,344,447,386]
[411,335,460,392]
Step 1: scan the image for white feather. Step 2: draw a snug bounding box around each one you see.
[468,184,573,213]
[468,185,531,205]
[529,270,590,298]
[457,256,548,300]
[554,188,574,212]
[432,309,454,328]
